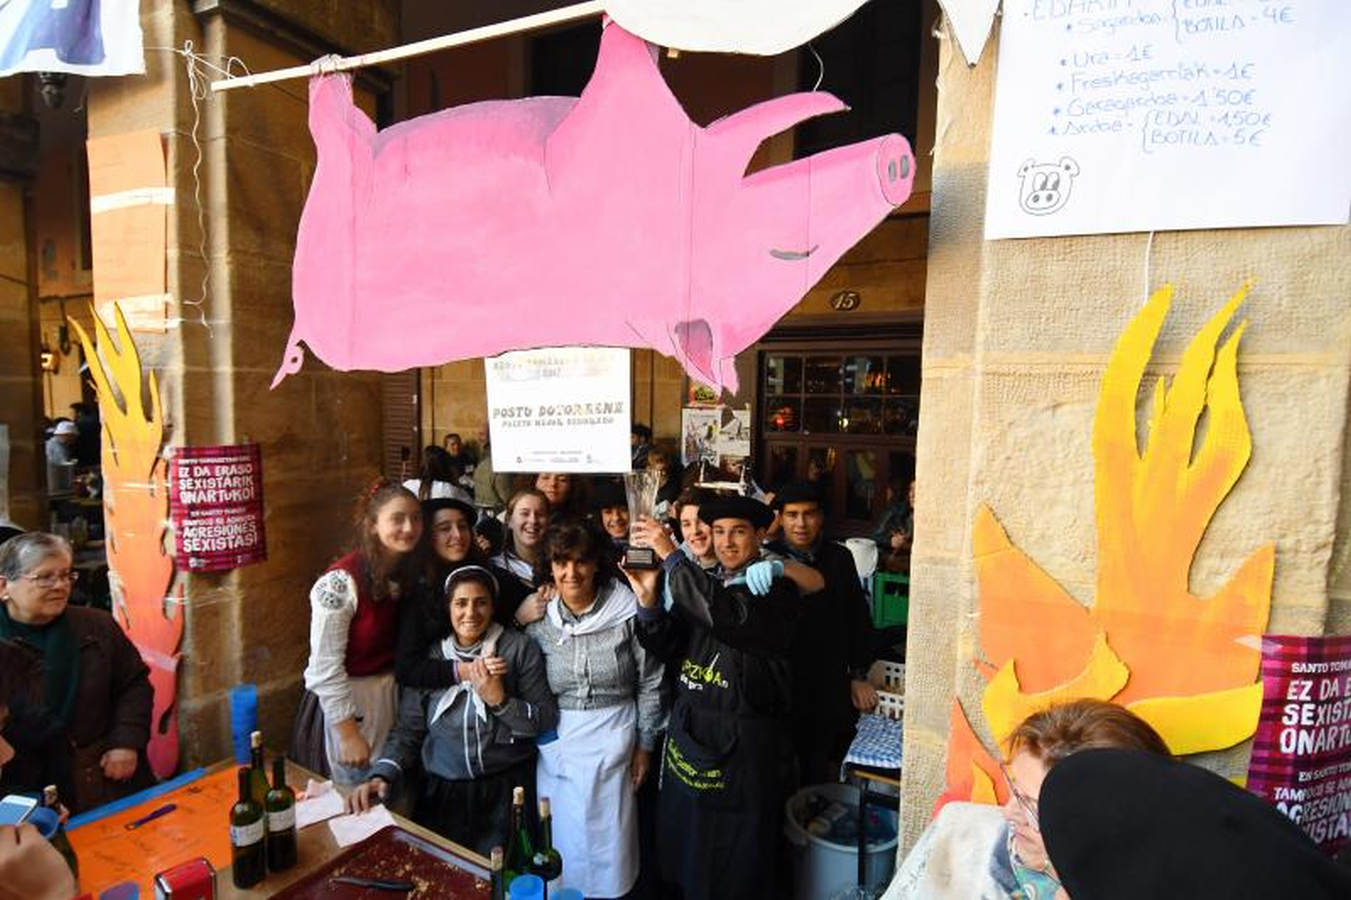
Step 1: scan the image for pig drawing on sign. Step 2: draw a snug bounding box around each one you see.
[275,19,914,395]
[1017,157,1080,216]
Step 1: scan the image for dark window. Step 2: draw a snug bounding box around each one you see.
[758,340,920,536]
[794,1,924,160]
[529,21,602,96]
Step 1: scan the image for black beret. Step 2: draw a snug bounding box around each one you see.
[592,481,628,511]
[1041,749,1351,900]
[771,481,823,510]
[698,495,774,530]
[422,497,477,524]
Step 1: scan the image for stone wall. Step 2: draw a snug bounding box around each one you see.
[901,19,1351,851]
[0,79,42,529]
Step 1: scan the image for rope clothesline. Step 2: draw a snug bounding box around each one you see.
[209,0,606,92]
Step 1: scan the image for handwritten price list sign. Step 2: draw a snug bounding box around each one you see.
[986,0,1351,238]
[1247,634,1351,855]
[168,443,267,572]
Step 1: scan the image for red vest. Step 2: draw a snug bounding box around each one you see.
[328,552,398,677]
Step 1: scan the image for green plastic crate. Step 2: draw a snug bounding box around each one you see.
[872,572,909,628]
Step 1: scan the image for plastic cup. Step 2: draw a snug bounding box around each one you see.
[228,683,258,764]
[507,874,544,900]
[27,805,59,839]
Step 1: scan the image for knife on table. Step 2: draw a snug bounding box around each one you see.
[331,875,415,892]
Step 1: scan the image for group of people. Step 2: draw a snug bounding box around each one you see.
[293,460,879,899]
[3,430,1350,899]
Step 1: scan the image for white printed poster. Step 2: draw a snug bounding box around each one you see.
[715,409,752,460]
[0,0,145,77]
[486,347,631,473]
[681,408,721,467]
[985,1,1351,239]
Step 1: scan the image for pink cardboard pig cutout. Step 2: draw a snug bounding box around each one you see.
[276,21,913,394]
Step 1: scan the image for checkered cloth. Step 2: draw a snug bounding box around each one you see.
[842,713,903,771]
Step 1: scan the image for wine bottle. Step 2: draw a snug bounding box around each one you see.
[529,796,563,897]
[265,755,298,873]
[41,785,79,879]
[230,765,266,889]
[503,786,534,886]
[248,730,269,807]
[490,846,506,900]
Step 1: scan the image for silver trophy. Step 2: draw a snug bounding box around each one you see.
[622,470,664,569]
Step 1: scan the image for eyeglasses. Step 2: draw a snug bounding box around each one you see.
[21,570,79,589]
[998,758,1040,832]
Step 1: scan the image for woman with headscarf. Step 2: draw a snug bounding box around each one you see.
[349,566,557,856]
[524,520,665,899]
[0,533,154,813]
[396,498,530,692]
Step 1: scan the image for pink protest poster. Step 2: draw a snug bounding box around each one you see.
[1247,634,1351,855]
[168,444,266,572]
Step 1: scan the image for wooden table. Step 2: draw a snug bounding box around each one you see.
[68,759,487,898]
[218,760,488,897]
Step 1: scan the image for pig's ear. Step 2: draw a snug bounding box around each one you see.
[1018,158,1036,178]
[706,93,848,172]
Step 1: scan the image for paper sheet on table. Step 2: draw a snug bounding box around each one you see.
[328,805,397,847]
[295,779,346,830]
[985,0,1351,238]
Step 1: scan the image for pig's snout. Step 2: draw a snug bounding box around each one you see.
[876,135,913,207]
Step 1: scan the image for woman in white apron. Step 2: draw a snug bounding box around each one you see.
[294,480,423,785]
[523,519,665,899]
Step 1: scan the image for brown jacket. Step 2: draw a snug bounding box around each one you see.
[1,605,155,812]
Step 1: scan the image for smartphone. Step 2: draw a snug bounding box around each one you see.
[0,794,37,826]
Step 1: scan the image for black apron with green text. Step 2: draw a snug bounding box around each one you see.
[658,595,795,900]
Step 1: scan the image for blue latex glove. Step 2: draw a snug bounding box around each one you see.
[744,559,784,596]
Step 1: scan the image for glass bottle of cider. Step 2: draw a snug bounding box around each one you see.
[529,795,563,897]
[504,786,535,887]
[265,755,298,872]
[248,730,269,807]
[230,766,266,888]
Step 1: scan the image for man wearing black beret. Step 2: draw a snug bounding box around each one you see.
[623,494,823,900]
[768,482,879,786]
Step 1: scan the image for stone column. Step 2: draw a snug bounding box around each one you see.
[903,19,1351,851]
[0,79,42,529]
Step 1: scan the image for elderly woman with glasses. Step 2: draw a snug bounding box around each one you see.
[0,533,154,813]
[882,699,1170,900]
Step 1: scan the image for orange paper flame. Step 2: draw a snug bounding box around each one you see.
[70,304,181,777]
[943,284,1272,806]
